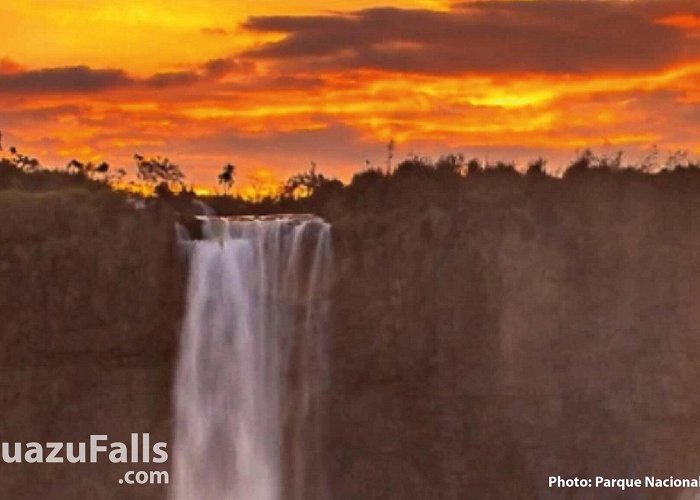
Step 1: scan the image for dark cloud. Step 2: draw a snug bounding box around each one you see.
[242,0,700,74]
[0,105,87,128]
[202,57,252,77]
[0,66,132,93]
[142,57,251,87]
[0,56,250,94]
[144,71,201,88]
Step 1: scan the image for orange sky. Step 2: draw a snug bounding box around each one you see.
[2,0,700,189]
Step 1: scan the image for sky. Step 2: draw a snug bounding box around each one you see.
[2,0,700,190]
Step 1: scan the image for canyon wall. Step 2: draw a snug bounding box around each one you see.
[0,189,182,499]
[3,170,700,499]
[327,171,700,500]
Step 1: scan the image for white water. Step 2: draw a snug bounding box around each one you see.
[172,215,332,500]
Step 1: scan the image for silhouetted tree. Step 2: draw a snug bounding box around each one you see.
[640,145,659,173]
[350,166,385,187]
[8,146,41,172]
[154,181,174,198]
[435,154,465,176]
[218,163,236,194]
[527,158,547,176]
[598,151,623,170]
[386,138,395,174]
[488,160,517,173]
[282,162,335,199]
[564,149,598,178]
[134,154,185,193]
[665,149,691,170]
[466,158,482,175]
[66,159,110,179]
[395,156,433,178]
[245,171,278,203]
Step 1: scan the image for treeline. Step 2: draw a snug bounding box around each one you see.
[3,139,700,218]
[0,141,332,200]
[0,144,187,194]
[200,149,700,218]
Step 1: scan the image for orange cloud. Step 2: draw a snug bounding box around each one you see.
[0,58,24,73]
[658,14,700,30]
[3,0,700,189]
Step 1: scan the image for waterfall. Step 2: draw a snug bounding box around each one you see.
[172,215,332,500]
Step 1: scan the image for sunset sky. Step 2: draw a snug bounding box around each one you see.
[2,0,700,189]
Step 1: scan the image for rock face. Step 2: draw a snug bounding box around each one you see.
[0,190,183,499]
[4,170,700,499]
[327,172,700,500]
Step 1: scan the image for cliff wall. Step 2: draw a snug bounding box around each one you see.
[328,171,700,500]
[0,189,182,499]
[3,170,700,499]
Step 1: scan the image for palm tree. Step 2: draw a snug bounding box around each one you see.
[218,163,235,194]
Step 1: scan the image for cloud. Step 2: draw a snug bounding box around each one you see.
[0,58,24,74]
[223,74,324,92]
[167,123,386,177]
[142,57,251,88]
[180,123,366,156]
[0,66,132,93]
[0,56,250,94]
[1,104,88,125]
[6,1,700,184]
[144,71,201,88]
[201,57,252,77]
[241,0,700,75]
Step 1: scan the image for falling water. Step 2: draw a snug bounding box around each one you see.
[172,215,332,500]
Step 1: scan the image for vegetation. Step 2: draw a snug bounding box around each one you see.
[2,128,700,220]
[0,150,110,193]
[218,163,236,194]
[133,154,186,196]
[281,162,342,199]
